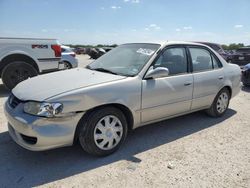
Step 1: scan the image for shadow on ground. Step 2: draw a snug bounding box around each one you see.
[0,109,236,187]
[0,84,9,98]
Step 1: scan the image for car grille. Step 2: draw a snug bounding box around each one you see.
[8,94,23,108]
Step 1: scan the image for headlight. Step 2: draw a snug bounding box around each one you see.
[23,102,63,117]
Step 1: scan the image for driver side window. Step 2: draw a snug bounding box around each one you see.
[153,47,188,75]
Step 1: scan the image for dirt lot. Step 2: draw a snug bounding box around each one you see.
[0,55,250,188]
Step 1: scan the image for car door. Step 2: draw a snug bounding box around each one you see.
[188,46,225,110]
[141,46,193,123]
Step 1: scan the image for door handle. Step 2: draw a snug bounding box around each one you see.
[218,76,224,80]
[184,82,192,86]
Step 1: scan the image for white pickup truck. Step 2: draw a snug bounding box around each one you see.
[0,37,63,89]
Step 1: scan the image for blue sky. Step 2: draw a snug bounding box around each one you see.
[0,0,249,45]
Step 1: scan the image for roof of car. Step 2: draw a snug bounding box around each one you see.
[194,41,221,46]
[61,45,71,49]
[124,41,208,47]
[157,41,210,48]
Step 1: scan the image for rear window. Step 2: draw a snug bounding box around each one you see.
[209,44,221,52]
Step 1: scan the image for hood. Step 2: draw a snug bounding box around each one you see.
[12,68,125,101]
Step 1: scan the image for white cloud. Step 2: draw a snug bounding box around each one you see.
[183,26,192,30]
[41,29,48,32]
[124,0,140,3]
[111,6,121,9]
[145,28,149,31]
[100,7,105,10]
[146,24,161,31]
[63,28,76,32]
[176,28,181,32]
[234,24,243,28]
[131,29,137,32]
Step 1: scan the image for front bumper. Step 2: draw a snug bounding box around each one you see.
[4,100,84,151]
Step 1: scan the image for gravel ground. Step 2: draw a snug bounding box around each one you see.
[0,55,250,188]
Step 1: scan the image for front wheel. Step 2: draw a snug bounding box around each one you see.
[78,107,128,156]
[206,88,230,117]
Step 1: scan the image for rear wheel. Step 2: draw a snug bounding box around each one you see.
[206,88,230,117]
[1,61,38,90]
[78,107,128,156]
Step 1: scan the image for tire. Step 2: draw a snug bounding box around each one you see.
[63,61,72,69]
[1,61,38,90]
[78,107,128,156]
[206,88,230,117]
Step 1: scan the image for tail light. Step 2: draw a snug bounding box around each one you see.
[51,45,61,57]
[70,53,76,57]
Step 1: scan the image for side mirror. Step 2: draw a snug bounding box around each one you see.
[144,67,169,79]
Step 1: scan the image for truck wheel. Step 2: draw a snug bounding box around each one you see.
[78,107,128,156]
[1,61,38,90]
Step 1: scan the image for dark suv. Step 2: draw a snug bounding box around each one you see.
[196,42,231,62]
[230,47,250,67]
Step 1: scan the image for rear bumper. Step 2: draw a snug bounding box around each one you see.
[60,56,78,68]
[4,100,84,151]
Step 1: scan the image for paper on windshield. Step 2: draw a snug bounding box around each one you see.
[136,48,154,56]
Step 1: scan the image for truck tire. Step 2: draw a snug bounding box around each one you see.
[1,61,38,90]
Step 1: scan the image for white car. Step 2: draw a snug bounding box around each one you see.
[0,37,62,89]
[60,45,78,69]
[5,41,241,156]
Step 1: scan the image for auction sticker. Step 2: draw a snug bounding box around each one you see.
[136,48,154,56]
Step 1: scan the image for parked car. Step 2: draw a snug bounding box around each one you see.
[241,63,250,86]
[103,47,114,52]
[0,37,62,89]
[5,42,241,156]
[230,47,250,67]
[88,48,106,59]
[73,47,85,55]
[61,45,78,69]
[196,42,231,62]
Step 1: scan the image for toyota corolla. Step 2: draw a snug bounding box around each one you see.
[4,42,241,156]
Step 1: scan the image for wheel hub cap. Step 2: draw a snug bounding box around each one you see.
[216,92,229,113]
[94,115,123,150]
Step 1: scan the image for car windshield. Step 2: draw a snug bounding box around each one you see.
[87,43,161,76]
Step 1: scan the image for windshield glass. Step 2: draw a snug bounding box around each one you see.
[87,43,161,76]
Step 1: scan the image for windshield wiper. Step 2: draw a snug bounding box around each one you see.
[90,67,118,75]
